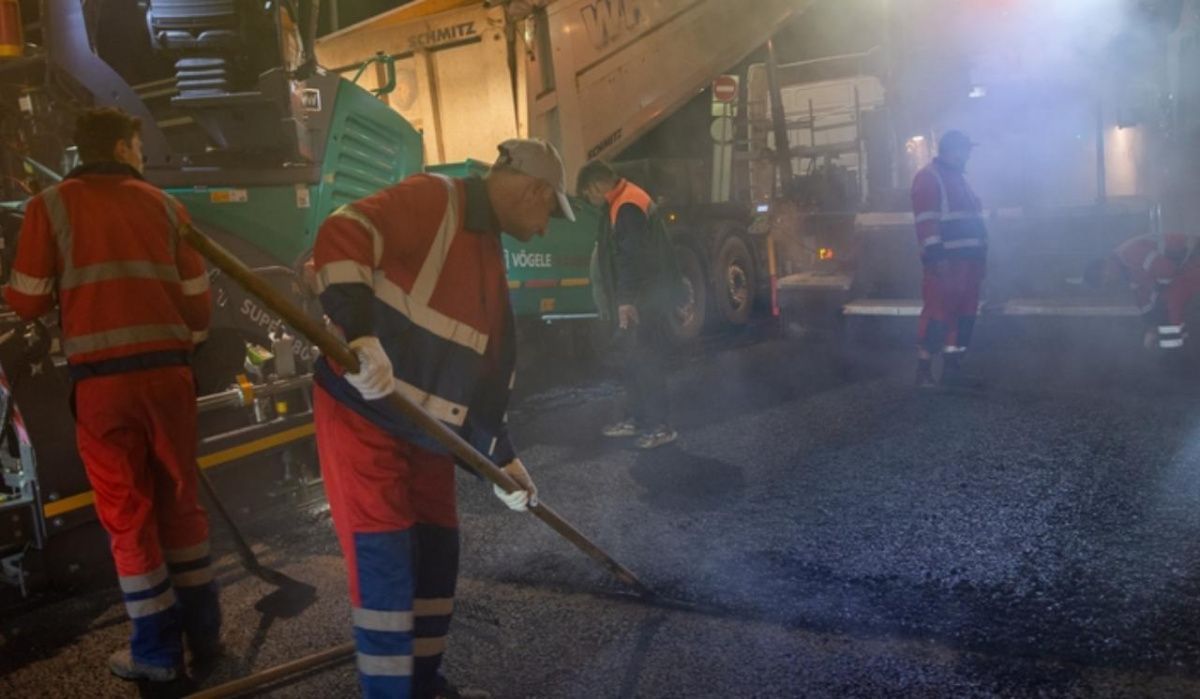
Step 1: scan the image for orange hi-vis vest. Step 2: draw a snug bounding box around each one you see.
[605,178,652,225]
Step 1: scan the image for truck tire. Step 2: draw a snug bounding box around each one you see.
[712,233,756,327]
[670,243,707,342]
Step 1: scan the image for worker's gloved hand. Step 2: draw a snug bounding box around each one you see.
[493,458,539,511]
[618,304,640,330]
[345,336,395,400]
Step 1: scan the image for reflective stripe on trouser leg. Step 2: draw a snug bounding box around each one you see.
[412,523,460,695]
[353,530,416,699]
[75,373,193,670]
[119,564,183,668]
[165,541,221,646]
[1159,324,1185,349]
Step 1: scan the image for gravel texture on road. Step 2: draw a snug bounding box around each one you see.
[6,321,1200,697]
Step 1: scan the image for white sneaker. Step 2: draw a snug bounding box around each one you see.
[602,419,638,438]
[635,426,678,450]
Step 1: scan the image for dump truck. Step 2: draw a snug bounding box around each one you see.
[0,0,817,600]
[316,0,813,339]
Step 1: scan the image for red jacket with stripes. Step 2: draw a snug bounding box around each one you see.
[313,173,517,466]
[911,158,987,262]
[3,163,211,365]
[1113,233,1188,292]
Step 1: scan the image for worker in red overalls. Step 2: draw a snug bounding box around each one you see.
[1087,232,1200,351]
[912,130,988,388]
[3,107,217,682]
[313,139,573,698]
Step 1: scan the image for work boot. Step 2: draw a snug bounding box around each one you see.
[107,649,179,683]
[187,636,224,665]
[635,425,678,450]
[602,419,638,438]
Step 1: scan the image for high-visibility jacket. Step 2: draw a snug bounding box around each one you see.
[1113,233,1191,303]
[3,163,211,365]
[313,173,517,466]
[912,158,987,262]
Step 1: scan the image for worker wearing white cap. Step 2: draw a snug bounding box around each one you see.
[311,138,573,698]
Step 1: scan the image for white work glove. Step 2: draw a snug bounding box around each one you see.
[345,336,395,400]
[493,458,539,511]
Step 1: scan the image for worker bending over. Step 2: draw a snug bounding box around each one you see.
[1087,232,1200,351]
[312,139,572,698]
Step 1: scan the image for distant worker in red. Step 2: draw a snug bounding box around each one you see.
[3,108,217,682]
[1086,232,1200,351]
[313,139,572,698]
[912,130,988,388]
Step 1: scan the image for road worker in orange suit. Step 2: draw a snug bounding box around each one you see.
[3,107,217,682]
[312,139,574,699]
[912,130,988,388]
[1086,232,1200,351]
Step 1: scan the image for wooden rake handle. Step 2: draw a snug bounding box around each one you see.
[181,225,652,596]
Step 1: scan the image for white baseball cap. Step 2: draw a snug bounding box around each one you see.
[495,139,576,222]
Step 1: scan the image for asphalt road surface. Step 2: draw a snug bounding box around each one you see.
[6,317,1200,698]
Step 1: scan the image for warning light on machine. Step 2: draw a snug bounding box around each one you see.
[818,247,835,261]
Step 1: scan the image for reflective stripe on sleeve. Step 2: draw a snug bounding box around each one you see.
[329,205,384,267]
[316,260,374,293]
[921,236,943,247]
[7,270,54,295]
[178,273,210,295]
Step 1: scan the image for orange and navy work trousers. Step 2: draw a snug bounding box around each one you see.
[315,386,459,699]
[74,366,219,669]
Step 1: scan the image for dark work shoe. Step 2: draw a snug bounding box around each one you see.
[915,367,936,389]
[107,649,179,683]
[187,637,224,664]
[435,679,492,699]
[635,425,678,450]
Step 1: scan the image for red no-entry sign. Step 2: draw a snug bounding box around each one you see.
[713,75,738,103]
